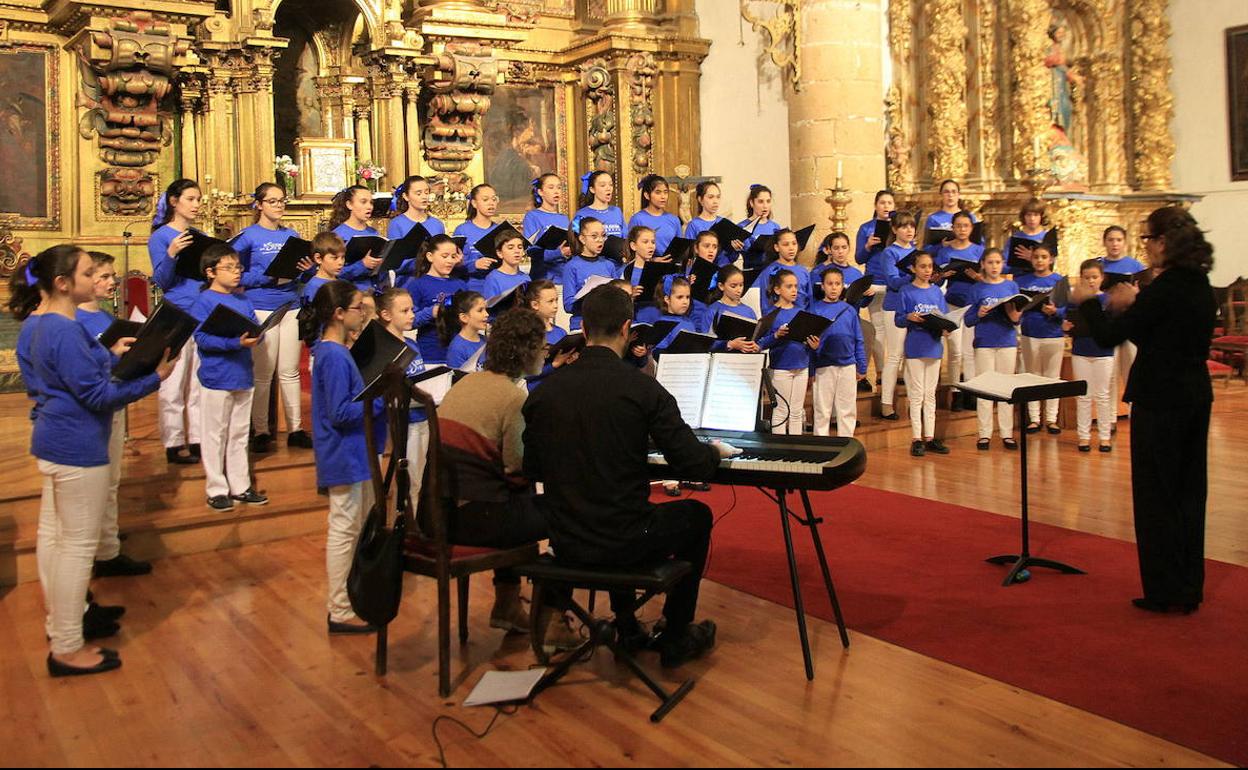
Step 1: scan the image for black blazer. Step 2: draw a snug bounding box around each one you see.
[1081,266,1216,408]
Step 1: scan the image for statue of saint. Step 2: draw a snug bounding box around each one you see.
[1045,21,1084,133]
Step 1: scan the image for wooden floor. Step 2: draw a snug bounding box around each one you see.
[0,386,1244,766]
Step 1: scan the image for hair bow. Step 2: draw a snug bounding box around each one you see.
[152,195,168,227]
[637,179,646,191]
[749,183,765,191]
[580,171,593,195]
[24,260,37,286]
[530,177,543,206]
[662,274,676,296]
[441,294,455,308]
[389,184,404,213]
[570,216,582,236]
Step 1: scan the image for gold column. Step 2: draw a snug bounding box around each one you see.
[404,82,422,178]
[235,46,280,186]
[203,70,237,194]
[1090,51,1129,191]
[787,0,885,249]
[232,75,260,192]
[1006,0,1050,178]
[370,79,408,181]
[974,0,1001,185]
[604,0,662,32]
[886,0,915,193]
[355,107,373,165]
[653,51,706,175]
[924,0,969,182]
[1129,0,1174,190]
[177,74,205,181]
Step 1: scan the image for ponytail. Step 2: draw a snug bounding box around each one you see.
[707,264,743,304]
[152,179,199,233]
[531,173,559,209]
[638,173,666,210]
[437,290,484,348]
[329,185,368,230]
[299,279,359,344]
[745,183,772,218]
[465,183,495,221]
[7,245,85,321]
[523,278,557,309]
[767,267,795,300]
[390,175,430,217]
[568,216,602,257]
[577,170,612,209]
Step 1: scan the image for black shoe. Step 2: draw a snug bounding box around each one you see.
[250,434,274,453]
[857,379,873,393]
[1003,438,1019,451]
[910,440,926,457]
[879,410,899,421]
[287,430,314,449]
[1132,597,1199,615]
[328,615,377,635]
[663,485,682,498]
[1046,424,1062,435]
[977,438,991,451]
[1099,443,1113,453]
[950,399,963,412]
[93,554,152,578]
[85,601,125,624]
[47,651,122,678]
[206,495,234,512]
[83,617,120,641]
[1025,423,1041,434]
[659,620,717,668]
[925,439,950,455]
[165,447,196,465]
[231,488,269,506]
[1078,443,1092,453]
[188,443,202,460]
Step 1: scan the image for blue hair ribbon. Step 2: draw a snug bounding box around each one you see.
[24,260,37,286]
[151,194,168,228]
[749,183,765,191]
[530,177,543,206]
[389,184,404,213]
[662,273,676,296]
[580,171,593,195]
[441,294,455,308]
[570,216,582,236]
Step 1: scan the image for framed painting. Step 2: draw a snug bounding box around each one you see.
[295,138,355,199]
[0,44,61,229]
[483,85,567,218]
[1229,25,1248,181]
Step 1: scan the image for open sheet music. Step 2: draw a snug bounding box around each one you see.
[654,353,766,432]
[957,371,1069,400]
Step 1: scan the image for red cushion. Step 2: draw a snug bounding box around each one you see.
[1213,335,1248,345]
[404,538,501,560]
[1207,360,1232,374]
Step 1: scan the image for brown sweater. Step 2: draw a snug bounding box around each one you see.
[437,371,528,502]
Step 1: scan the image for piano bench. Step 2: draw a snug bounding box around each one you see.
[515,554,696,723]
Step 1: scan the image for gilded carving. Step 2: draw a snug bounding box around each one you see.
[581,57,616,174]
[884,86,911,192]
[626,51,656,174]
[978,0,1000,180]
[1006,0,1050,176]
[740,0,801,93]
[925,0,969,181]
[98,168,158,216]
[421,45,498,173]
[887,0,914,191]
[1129,0,1174,190]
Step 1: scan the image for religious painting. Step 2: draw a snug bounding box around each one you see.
[295,138,355,199]
[0,45,60,229]
[1228,25,1248,181]
[483,86,562,216]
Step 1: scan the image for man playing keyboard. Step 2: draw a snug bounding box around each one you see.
[522,284,737,667]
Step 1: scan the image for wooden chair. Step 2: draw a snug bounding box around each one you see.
[387,387,538,697]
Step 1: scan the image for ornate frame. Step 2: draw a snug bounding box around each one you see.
[0,43,61,230]
[484,76,570,220]
[1228,24,1248,181]
[295,137,356,199]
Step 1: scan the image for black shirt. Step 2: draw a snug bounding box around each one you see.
[522,345,720,559]
[1081,266,1216,408]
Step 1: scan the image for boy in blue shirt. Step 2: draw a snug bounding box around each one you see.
[191,245,267,511]
[809,267,867,437]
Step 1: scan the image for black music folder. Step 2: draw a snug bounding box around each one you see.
[546,331,586,363]
[199,300,292,339]
[569,274,614,314]
[638,260,681,300]
[924,221,983,248]
[264,237,312,280]
[1008,229,1059,262]
[344,236,387,266]
[714,309,777,342]
[663,236,695,265]
[688,257,719,304]
[942,259,980,282]
[842,274,876,306]
[872,218,893,247]
[1101,268,1154,290]
[783,310,833,341]
[602,235,628,264]
[535,225,569,251]
[917,312,958,336]
[710,218,751,248]
[474,221,531,259]
[351,320,417,399]
[174,230,229,280]
[97,319,144,350]
[748,224,816,258]
[663,330,717,355]
[112,302,198,380]
[486,282,526,315]
[630,319,680,348]
[376,237,427,275]
[895,249,927,275]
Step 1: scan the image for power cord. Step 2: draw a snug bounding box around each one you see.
[431,704,519,769]
[704,483,738,573]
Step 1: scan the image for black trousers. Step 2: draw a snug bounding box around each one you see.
[1130,403,1210,605]
[560,499,713,634]
[450,495,549,586]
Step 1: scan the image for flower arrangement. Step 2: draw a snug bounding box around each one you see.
[275,155,299,197]
[356,160,386,190]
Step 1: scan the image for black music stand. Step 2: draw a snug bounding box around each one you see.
[956,375,1089,587]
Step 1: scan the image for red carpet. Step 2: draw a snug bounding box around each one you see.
[690,484,1248,765]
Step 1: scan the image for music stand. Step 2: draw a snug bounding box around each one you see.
[956,374,1089,587]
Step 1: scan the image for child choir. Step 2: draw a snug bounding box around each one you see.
[14,168,1144,676]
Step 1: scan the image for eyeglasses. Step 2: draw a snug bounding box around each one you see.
[214,264,243,273]
[347,304,365,313]
[262,198,288,206]
[582,232,606,241]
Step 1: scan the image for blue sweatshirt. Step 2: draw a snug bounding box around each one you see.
[629,210,682,256]
[76,307,114,341]
[401,338,428,424]
[482,269,531,306]
[684,217,732,267]
[1101,255,1146,275]
[405,273,467,364]
[1016,272,1065,339]
[333,222,382,292]
[234,224,301,311]
[935,242,985,307]
[149,225,203,311]
[964,279,1021,348]
[523,209,570,286]
[574,205,626,239]
[447,333,486,371]
[1009,229,1048,275]
[924,209,979,232]
[811,262,868,307]
[810,300,867,372]
[16,319,45,421]
[759,306,811,371]
[192,289,258,391]
[388,214,445,277]
[754,261,811,315]
[563,255,619,329]
[855,219,888,265]
[303,275,332,306]
[453,220,494,293]
[25,314,160,466]
[896,284,949,360]
[1068,295,1115,357]
[311,340,373,487]
[867,243,913,312]
[706,300,755,352]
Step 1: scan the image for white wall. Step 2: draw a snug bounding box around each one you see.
[695,0,792,225]
[1170,0,1248,284]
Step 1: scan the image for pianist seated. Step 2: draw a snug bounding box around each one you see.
[522,284,735,667]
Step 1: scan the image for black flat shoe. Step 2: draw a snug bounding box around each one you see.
[93,553,152,578]
[1003,438,1019,451]
[1078,443,1091,453]
[328,615,377,635]
[925,439,950,455]
[85,601,125,624]
[47,651,122,677]
[1099,443,1113,453]
[287,430,314,449]
[1046,424,1062,435]
[250,434,275,454]
[857,379,873,393]
[165,447,196,465]
[1132,597,1199,615]
[977,438,990,451]
[1025,423,1041,434]
[188,443,202,460]
[879,410,899,421]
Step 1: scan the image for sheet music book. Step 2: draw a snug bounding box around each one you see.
[376,236,426,275]
[174,230,229,280]
[956,371,1069,400]
[263,237,312,279]
[663,329,717,355]
[1008,229,1060,263]
[602,235,628,264]
[713,310,775,342]
[784,310,834,341]
[199,301,293,339]
[638,260,681,299]
[630,319,680,348]
[463,668,547,707]
[112,302,198,380]
[546,331,585,363]
[1102,269,1154,290]
[344,236,387,265]
[571,274,614,311]
[709,218,751,247]
[97,319,143,349]
[412,365,454,406]
[687,257,719,304]
[655,352,766,432]
[535,225,569,251]
[351,320,418,392]
[842,274,876,306]
[486,282,526,314]
[917,312,959,335]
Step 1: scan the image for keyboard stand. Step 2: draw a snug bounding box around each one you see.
[757,486,850,680]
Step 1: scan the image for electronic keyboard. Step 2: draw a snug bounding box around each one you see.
[648,429,867,491]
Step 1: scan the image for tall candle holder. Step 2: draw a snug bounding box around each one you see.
[825,177,852,234]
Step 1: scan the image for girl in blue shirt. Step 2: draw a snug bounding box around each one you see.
[574,170,626,239]
[562,217,617,330]
[482,229,532,310]
[896,252,951,455]
[644,275,706,358]
[1101,224,1145,412]
[867,210,918,420]
[235,182,312,451]
[758,269,816,434]
[854,189,896,265]
[442,290,489,371]
[524,279,577,391]
[737,183,784,268]
[149,178,206,465]
[308,279,380,634]
[754,228,811,315]
[1009,197,1049,274]
[924,179,979,251]
[522,174,573,287]
[377,287,433,499]
[12,244,172,675]
[387,175,446,278]
[965,248,1023,449]
[936,211,986,408]
[1017,244,1066,433]
[618,224,668,305]
[628,174,682,256]
[684,181,743,266]
[705,265,762,353]
[405,235,467,365]
[330,185,384,292]
[1064,259,1117,452]
[455,184,501,294]
[809,267,867,438]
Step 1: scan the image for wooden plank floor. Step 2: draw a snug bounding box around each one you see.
[0,386,1243,766]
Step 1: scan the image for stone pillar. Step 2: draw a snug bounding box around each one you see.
[234,47,280,187]
[177,76,205,181]
[603,0,662,33]
[355,108,373,164]
[787,0,885,250]
[203,71,237,195]
[1128,0,1174,190]
[404,82,423,177]
[924,0,969,182]
[1006,0,1050,178]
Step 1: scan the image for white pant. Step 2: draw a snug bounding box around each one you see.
[326,481,376,623]
[905,358,941,440]
[975,347,1017,439]
[158,337,202,448]
[200,387,254,498]
[97,410,125,561]
[945,305,974,386]
[1115,340,1137,411]
[812,364,858,437]
[251,309,304,434]
[36,461,109,655]
[1021,336,1065,424]
[407,420,430,505]
[866,292,886,384]
[1072,355,1115,442]
[770,368,809,435]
